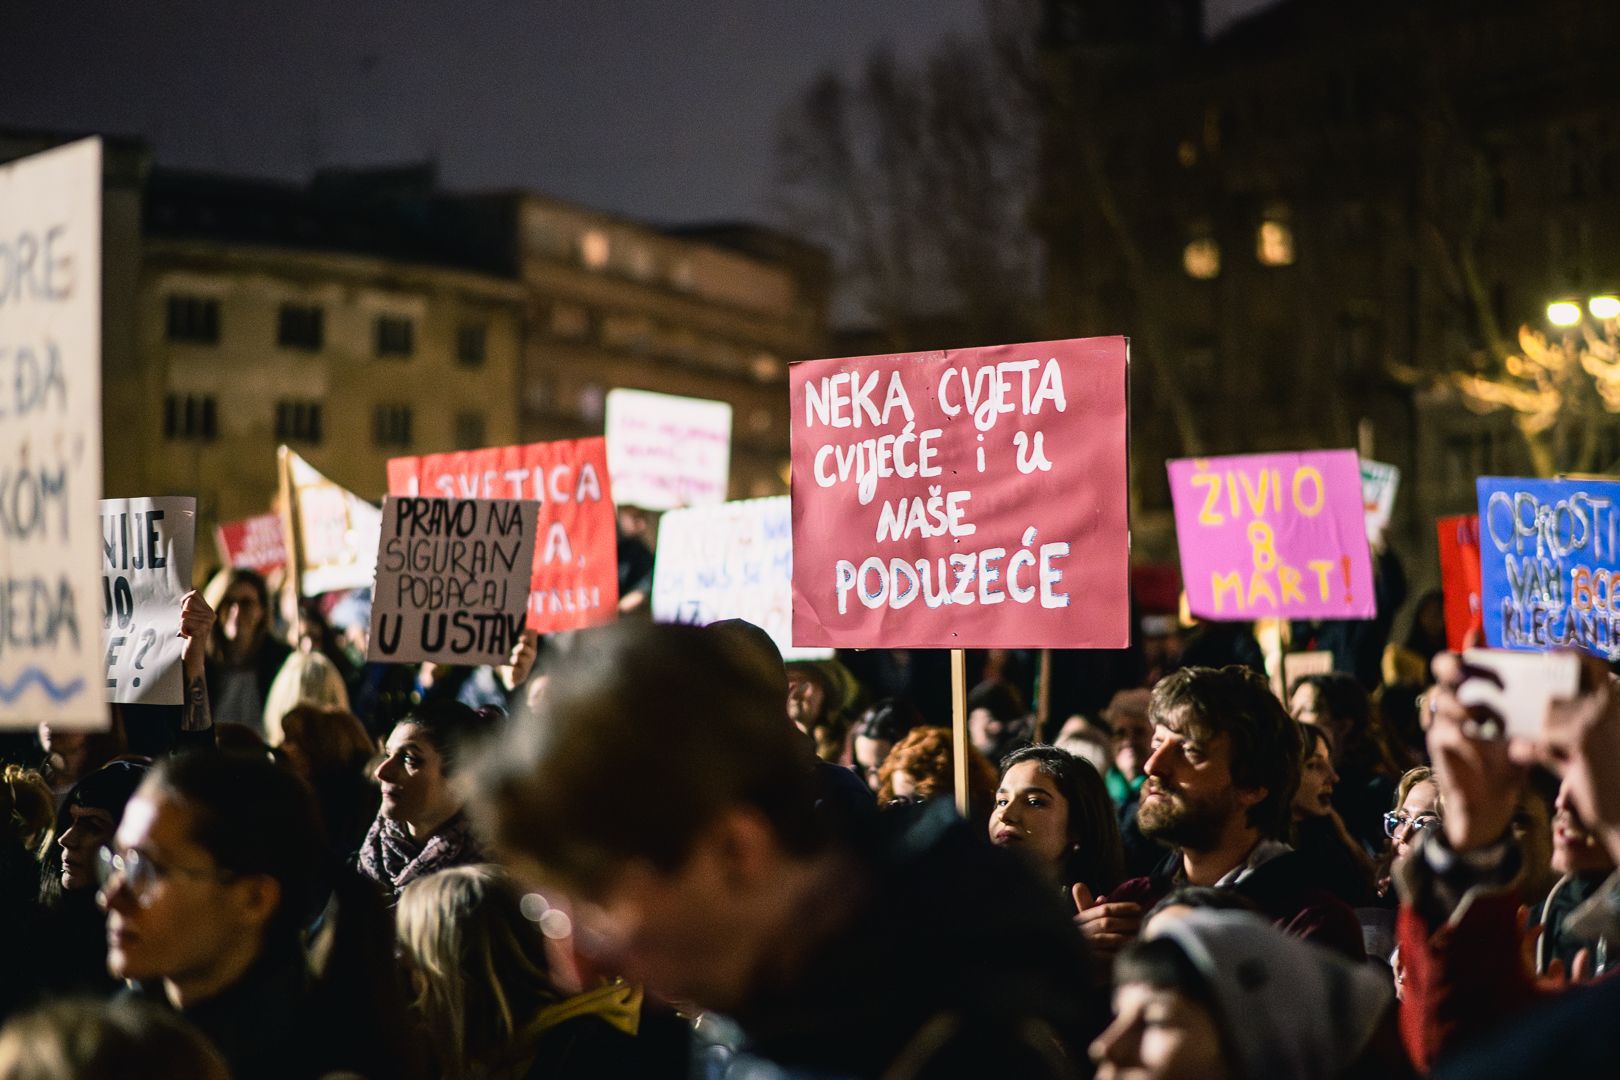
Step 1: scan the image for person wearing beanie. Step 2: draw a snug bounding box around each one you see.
[1092,908,1403,1080]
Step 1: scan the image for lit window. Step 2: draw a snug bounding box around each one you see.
[750,353,783,381]
[579,230,610,270]
[1257,220,1295,267]
[1177,140,1198,168]
[1183,238,1221,280]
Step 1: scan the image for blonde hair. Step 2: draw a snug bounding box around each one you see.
[3,766,55,861]
[263,650,350,746]
[396,865,560,1080]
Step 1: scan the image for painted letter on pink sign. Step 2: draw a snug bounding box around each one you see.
[1167,449,1376,621]
[789,336,1130,649]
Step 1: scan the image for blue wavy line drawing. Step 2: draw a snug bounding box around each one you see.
[0,668,87,704]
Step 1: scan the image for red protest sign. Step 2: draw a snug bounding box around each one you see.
[1436,513,1482,651]
[789,336,1130,648]
[386,438,618,634]
[214,513,286,576]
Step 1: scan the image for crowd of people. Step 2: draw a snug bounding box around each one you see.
[1,548,1619,1080]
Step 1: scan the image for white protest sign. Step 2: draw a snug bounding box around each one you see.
[283,447,383,596]
[605,388,732,510]
[0,138,104,730]
[101,497,195,704]
[367,496,538,666]
[1360,458,1400,543]
[652,496,833,662]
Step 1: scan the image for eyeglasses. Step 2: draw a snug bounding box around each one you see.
[1382,811,1441,839]
[96,846,231,907]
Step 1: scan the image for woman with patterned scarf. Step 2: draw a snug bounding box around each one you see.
[359,700,496,903]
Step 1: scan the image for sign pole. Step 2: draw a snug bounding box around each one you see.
[1036,648,1052,740]
[951,648,969,817]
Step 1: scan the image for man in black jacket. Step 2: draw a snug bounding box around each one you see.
[467,621,1100,1079]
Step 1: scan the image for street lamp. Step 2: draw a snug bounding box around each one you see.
[1547,300,1583,327]
[1589,295,1620,321]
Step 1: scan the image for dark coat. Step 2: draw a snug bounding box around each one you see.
[1106,846,1367,961]
[729,799,1102,1078]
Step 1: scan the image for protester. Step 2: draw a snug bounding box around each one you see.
[3,767,54,862]
[1091,909,1402,1080]
[204,568,293,734]
[1292,723,1376,907]
[1533,773,1617,977]
[359,699,492,903]
[1052,713,1114,777]
[786,661,845,762]
[36,719,128,810]
[261,649,351,748]
[1103,689,1153,810]
[1290,673,1406,854]
[396,864,689,1079]
[0,998,229,1080]
[1080,666,1364,964]
[875,725,998,825]
[465,621,1102,1078]
[102,753,359,1079]
[990,745,1124,898]
[846,698,913,793]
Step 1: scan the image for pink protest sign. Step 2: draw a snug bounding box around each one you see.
[1168,450,1376,621]
[789,336,1130,649]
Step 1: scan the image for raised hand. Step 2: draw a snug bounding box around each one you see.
[1427,653,1531,852]
[178,589,216,679]
[1541,656,1620,866]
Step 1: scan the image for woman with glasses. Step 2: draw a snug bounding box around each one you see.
[1375,766,1443,901]
[204,568,292,735]
[101,751,414,1080]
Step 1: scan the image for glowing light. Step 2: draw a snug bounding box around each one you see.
[1547,301,1583,327]
[519,893,550,922]
[1183,238,1221,280]
[1257,221,1295,267]
[538,909,573,940]
[1588,296,1620,320]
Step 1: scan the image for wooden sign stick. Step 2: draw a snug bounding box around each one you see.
[951,648,969,817]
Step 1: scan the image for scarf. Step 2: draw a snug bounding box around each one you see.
[359,811,482,897]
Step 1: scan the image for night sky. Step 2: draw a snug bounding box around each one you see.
[0,0,1274,225]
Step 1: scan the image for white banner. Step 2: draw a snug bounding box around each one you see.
[605,388,731,511]
[101,497,196,704]
[652,496,833,662]
[0,138,104,730]
[284,447,382,596]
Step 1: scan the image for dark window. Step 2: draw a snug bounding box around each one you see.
[454,412,486,450]
[375,315,415,358]
[277,304,324,351]
[456,322,487,367]
[163,394,219,441]
[373,404,413,448]
[165,296,220,344]
[274,400,324,444]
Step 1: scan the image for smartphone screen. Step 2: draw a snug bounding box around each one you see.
[1457,648,1580,741]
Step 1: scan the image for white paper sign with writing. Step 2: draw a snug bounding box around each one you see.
[285,448,383,596]
[1360,459,1400,544]
[0,138,104,730]
[368,496,539,667]
[101,497,195,705]
[605,388,732,511]
[652,496,833,662]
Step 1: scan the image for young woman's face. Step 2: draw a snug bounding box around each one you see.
[101,792,257,986]
[989,760,1072,882]
[1292,739,1338,819]
[1390,781,1441,863]
[220,584,265,644]
[375,723,457,829]
[58,804,118,891]
[1091,981,1230,1080]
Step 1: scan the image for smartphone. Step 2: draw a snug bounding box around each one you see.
[1457,648,1580,741]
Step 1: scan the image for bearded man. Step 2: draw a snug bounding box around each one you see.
[1075,666,1365,963]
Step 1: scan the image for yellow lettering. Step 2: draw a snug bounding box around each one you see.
[1279,564,1305,603]
[1292,466,1326,517]
[1211,570,1244,613]
[1238,469,1270,518]
[1248,521,1278,572]
[1246,571,1277,609]
[1192,471,1224,526]
[1307,559,1334,600]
